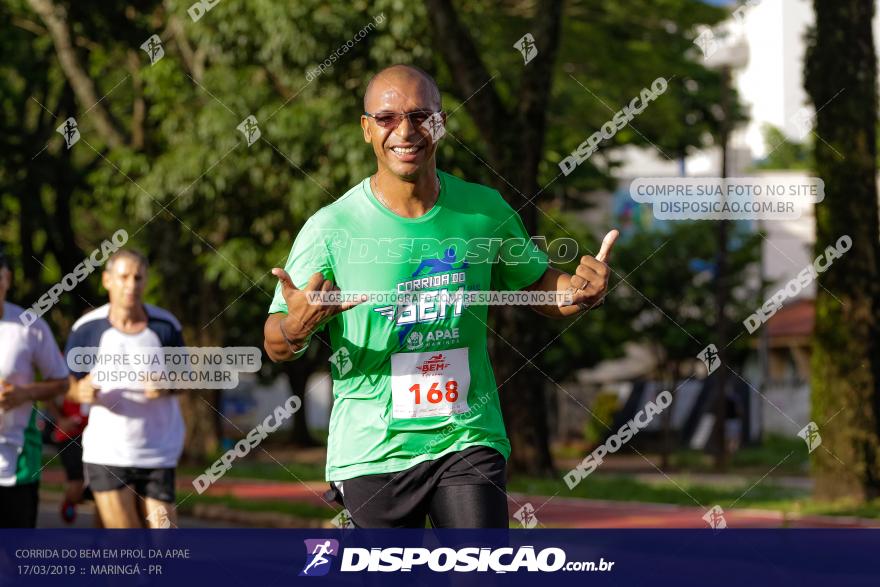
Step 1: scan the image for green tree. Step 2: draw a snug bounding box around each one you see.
[754,125,812,170]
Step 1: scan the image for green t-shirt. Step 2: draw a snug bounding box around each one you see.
[268,170,548,480]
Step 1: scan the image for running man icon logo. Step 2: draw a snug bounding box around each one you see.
[702,505,727,530]
[56,117,80,149]
[146,505,172,529]
[514,33,538,64]
[790,107,814,140]
[698,344,720,375]
[329,347,353,377]
[797,421,822,453]
[420,112,446,142]
[694,27,719,60]
[513,503,539,528]
[411,246,468,278]
[331,509,355,529]
[237,115,261,146]
[299,539,339,577]
[140,34,165,65]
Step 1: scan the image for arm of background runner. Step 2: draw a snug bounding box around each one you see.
[63,322,99,404]
[0,316,70,409]
[147,314,186,398]
[0,378,67,410]
[66,374,98,404]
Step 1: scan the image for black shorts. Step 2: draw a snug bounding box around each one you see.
[329,445,509,528]
[84,464,175,503]
[0,482,39,528]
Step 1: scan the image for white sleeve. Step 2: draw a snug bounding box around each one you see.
[31,319,68,380]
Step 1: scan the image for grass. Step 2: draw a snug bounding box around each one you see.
[668,435,808,474]
[179,493,335,521]
[509,473,806,509]
[510,473,880,519]
[730,435,808,470]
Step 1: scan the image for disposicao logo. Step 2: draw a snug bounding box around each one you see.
[300,539,339,577]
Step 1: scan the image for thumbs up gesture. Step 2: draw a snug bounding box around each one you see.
[568,229,618,308]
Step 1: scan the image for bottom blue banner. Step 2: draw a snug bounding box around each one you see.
[0,529,875,586]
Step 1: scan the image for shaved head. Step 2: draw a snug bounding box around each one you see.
[361,64,445,182]
[363,65,441,112]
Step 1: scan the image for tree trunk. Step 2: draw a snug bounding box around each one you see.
[425,0,564,476]
[804,0,880,501]
[713,67,733,472]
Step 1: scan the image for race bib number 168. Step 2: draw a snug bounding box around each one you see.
[390,347,470,419]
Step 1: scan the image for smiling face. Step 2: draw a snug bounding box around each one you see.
[361,66,444,182]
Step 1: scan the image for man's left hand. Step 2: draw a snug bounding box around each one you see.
[567,229,619,309]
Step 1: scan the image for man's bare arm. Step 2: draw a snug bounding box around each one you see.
[0,377,68,411]
[264,312,311,363]
[263,269,366,363]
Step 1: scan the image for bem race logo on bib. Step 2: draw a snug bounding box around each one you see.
[419,353,449,374]
[300,539,339,577]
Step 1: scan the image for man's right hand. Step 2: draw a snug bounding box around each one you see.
[266,270,366,360]
[69,374,98,404]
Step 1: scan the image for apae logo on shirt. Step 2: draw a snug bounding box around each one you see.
[405,327,460,350]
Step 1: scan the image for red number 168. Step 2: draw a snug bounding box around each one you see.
[409,380,458,404]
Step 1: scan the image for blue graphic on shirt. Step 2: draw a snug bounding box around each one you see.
[412,247,469,278]
[373,247,469,346]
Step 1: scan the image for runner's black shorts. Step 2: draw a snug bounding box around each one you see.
[0,482,39,528]
[84,464,175,503]
[326,445,509,528]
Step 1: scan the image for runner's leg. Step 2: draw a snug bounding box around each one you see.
[92,488,142,528]
[427,484,509,528]
[340,472,431,528]
[59,437,85,503]
[143,497,177,528]
[140,467,176,527]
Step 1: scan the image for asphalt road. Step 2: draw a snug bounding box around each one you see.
[36,492,234,528]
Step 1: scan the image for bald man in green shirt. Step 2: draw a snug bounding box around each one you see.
[264,65,617,528]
